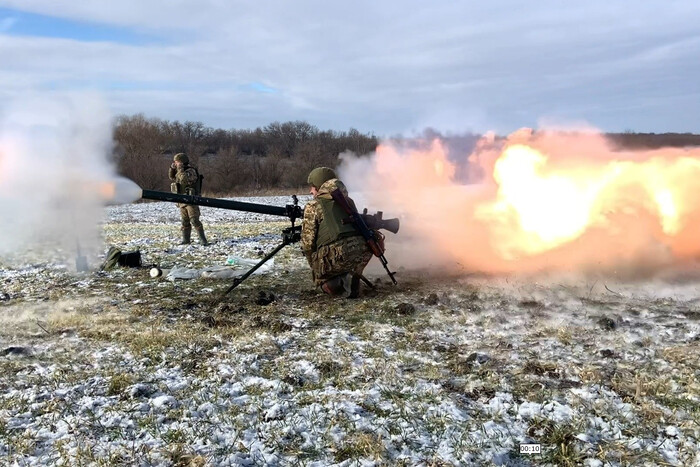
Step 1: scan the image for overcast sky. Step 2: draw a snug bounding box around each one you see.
[1,1,699,136]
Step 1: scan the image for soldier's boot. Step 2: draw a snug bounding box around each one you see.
[196,227,209,246]
[180,229,191,245]
[348,274,361,299]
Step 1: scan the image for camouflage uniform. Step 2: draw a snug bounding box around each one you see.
[301,177,372,288]
[168,153,207,245]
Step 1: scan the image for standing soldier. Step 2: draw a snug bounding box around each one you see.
[301,167,372,298]
[168,153,208,245]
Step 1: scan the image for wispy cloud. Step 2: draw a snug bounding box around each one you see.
[0,7,159,44]
[0,15,17,31]
[243,82,278,94]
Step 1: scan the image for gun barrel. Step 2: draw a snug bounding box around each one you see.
[141,189,303,220]
[362,214,400,234]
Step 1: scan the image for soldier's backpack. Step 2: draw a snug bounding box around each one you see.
[184,168,204,196]
[101,247,122,270]
[194,169,204,195]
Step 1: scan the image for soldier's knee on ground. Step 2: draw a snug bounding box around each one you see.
[320,274,352,297]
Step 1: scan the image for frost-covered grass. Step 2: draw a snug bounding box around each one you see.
[1,197,699,466]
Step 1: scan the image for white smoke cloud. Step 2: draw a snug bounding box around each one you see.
[0,92,114,268]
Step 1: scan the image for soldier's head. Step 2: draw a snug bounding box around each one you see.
[173,153,189,168]
[307,167,336,197]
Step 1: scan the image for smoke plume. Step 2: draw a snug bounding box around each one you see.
[0,93,115,268]
[339,128,700,277]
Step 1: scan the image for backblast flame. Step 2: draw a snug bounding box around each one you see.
[98,177,143,205]
[352,129,700,274]
[473,144,700,259]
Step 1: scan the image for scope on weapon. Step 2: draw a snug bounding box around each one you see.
[360,209,400,234]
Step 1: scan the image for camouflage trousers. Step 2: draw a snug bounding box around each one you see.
[179,204,203,231]
[309,235,373,285]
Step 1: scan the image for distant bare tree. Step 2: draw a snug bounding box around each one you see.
[199,147,246,194]
[261,154,285,188]
[285,139,330,187]
[247,156,264,190]
[113,114,167,190]
[161,120,211,164]
[264,120,320,158]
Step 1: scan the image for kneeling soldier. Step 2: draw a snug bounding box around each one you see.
[301,167,372,298]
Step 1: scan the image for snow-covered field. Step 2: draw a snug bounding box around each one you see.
[1,197,699,466]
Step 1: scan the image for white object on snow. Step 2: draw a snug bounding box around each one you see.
[201,266,241,279]
[166,266,202,280]
[149,267,163,278]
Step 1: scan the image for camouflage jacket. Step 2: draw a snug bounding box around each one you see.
[168,164,200,206]
[169,165,199,190]
[301,178,359,258]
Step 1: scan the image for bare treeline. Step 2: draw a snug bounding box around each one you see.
[606,132,700,150]
[113,114,379,194]
[113,113,700,194]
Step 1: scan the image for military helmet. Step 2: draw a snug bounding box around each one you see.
[173,153,189,164]
[307,167,337,188]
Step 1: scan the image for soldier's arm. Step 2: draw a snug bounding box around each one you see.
[300,201,319,262]
[168,166,177,181]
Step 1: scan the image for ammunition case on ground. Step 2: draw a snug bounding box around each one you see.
[150,267,163,278]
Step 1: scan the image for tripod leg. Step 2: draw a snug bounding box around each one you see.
[217,241,287,303]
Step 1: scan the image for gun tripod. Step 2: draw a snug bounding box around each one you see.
[218,225,302,300]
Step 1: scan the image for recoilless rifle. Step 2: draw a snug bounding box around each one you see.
[140,189,400,297]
